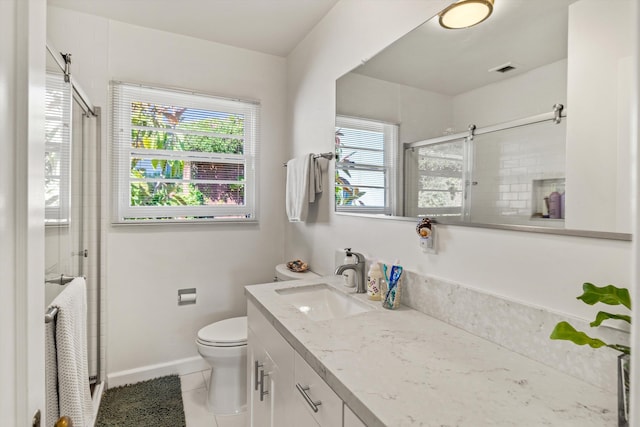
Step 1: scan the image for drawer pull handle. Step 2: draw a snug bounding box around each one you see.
[259,369,269,401]
[254,360,263,391]
[296,383,322,413]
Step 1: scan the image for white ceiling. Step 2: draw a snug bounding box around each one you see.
[353,0,578,96]
[47,0,340,57]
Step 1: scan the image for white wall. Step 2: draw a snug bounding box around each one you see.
[565,0,632,233]
[336,72,453,143]
[452,59,567,129]
[286,0,632,323]
[48,7,288,381]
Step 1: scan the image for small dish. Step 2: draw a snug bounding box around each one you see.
[286,259,308,273]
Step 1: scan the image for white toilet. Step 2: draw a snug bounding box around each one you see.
[196,316,248,414]
[196,263,319,414]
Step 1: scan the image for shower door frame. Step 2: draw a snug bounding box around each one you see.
[46,43,104,387]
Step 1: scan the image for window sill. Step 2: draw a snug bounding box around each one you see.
[111,218,259,226]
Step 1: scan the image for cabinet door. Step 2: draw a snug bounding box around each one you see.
[248,301,297,427]
[248,327,274,427]
[290,393,321,427]
[293,352,343,427]
[343,404,366,427]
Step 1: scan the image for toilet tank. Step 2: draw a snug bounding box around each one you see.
[275,263,320,281]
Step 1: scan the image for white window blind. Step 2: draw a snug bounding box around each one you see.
[335,116,398,215]
[45,73,72,225]
[111,82,259,223]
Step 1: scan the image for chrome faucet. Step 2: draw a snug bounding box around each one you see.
[335,249,366,293]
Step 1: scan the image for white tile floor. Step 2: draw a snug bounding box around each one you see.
[180,370,247,427]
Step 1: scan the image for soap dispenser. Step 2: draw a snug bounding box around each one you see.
[342,248,356,288]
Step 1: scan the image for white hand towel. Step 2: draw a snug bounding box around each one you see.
[309,157,323,203]
[47,277,94,426]
[286,154,312,222]
[45,318,59,424]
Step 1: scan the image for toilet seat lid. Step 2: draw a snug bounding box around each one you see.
[197,316,247,345]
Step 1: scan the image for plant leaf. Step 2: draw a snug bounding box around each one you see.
[609,344,631,355]
[578,283,631,310]
[550,321,608,349]
[590,311,631,327]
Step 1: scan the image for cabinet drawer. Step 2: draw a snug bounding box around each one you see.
[294,352,342,426]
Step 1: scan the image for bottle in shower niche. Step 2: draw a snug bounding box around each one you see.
[560,191,565,219]
[548,186,561,219]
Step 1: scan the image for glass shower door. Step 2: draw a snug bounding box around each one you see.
[45,72,83,301]
[45,72,101,383]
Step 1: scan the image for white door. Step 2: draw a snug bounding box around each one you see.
[0,0,47,425]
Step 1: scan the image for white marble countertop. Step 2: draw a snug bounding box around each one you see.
[245,276,617,426]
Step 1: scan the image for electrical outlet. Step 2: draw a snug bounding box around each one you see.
[419,236,436,254]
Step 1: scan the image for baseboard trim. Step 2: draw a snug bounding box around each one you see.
[106,356,209,389]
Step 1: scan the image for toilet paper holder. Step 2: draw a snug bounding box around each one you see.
[178,288,197,305]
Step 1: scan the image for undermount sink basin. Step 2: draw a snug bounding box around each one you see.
[276,284,372,321]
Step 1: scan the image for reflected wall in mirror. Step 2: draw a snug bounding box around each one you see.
[335,0,633,235]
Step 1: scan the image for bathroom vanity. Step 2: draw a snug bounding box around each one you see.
[245,277,616,426]
[247,299,364,427]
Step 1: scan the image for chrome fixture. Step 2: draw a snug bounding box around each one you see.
[335,250,366,293]
[45,274,77,286]
[439,0,494,29]
[282,152,334,167]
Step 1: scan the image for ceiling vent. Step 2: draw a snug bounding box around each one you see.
[488,62,517,73]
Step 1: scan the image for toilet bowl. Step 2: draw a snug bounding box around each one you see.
[196,264,319,414]
[196,316,248,415]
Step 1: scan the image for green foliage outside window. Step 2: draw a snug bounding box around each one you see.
[129,102,245,207]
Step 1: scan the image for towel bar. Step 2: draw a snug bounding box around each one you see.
[45,274,83,286]
[283,152,334,167]
[45,307,59,323]
[44,275,85,323]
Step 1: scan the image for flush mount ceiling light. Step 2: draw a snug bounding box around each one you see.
[439,0,494,29]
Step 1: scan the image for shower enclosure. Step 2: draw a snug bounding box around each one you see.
[404,105,567,227]
[45,45,103,396]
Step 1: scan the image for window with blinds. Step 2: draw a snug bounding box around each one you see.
[45,73,72,225]
[335,116,398,215]
[111,82,259,223]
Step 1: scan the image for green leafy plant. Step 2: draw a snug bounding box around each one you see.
[550,283,631,355]
[130,102,245,208]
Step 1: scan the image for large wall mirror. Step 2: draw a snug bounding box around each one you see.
[335,0,633,239]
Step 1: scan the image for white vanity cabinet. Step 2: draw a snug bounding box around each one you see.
[247,327,274,427]
[248,300,361,427]
[293,352,342,426]
[343,405,366,427]
[248,302,297,427]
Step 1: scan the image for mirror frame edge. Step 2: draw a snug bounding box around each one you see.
[334,212,632,241]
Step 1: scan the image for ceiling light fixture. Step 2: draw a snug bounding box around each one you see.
[439,0,494,29]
